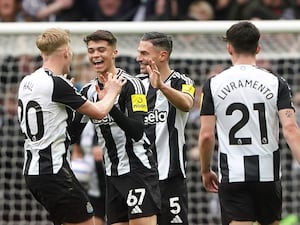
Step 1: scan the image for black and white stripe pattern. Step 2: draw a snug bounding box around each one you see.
[18,68,86,175]
[200,65,294,182]
[137,71,195,180]
[81,69,155,176]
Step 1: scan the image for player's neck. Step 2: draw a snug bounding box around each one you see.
[42,64,64,76]
[232,55,256,66]
[97,67,119,83]
[159,66,172,82]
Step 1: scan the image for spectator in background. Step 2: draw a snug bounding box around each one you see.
[0,0,29,22]
[22,0,96,21]
[185,0,214,20]
[93,0,143,21]
[249,0,294,20]
[226,0,259,20]
[145,0,192,20]
[22,0,73,21]
[55,0,97,21]
[209,0,233,20]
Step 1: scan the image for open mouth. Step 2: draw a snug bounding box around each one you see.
[93,59,104,65]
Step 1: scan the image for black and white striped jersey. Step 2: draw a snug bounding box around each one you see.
[137,71,195,180]
[18,68,87,175]
[200,65,294,183]
[72,69,156,177]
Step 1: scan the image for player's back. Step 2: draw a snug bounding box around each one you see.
[18,68,73,175]
[209,65,281,182]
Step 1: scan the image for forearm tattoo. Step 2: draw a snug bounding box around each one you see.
[285,110,293,118]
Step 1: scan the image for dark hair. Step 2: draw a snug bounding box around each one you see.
[141,32,173,56]
[223,21,260,55]
[83,30,117,47]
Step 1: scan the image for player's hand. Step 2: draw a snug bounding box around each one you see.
[202,170,219,193]
[146,59,163,89]
[104,72,127,95]
[96,73,127,99]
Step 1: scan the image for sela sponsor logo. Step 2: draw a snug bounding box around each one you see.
[144,109,167,125]
[92,114,114,125]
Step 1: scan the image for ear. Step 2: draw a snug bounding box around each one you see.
[63,48,69,58]
[112,49,118,59]
[256,45,261,54]
[159,50,168,62]
[227,43,233,55]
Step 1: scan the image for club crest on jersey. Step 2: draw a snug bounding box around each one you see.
[182,84,195,96]
[131,94,148,112]
[144,109,167,125]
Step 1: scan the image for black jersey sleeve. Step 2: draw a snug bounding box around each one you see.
[109,105,144,141]
[200,78,214,115]
[52,76,87,110]
[68,83,92,145]
[277,76,294,111]
[109,77,146,141]
[68,112,88,145]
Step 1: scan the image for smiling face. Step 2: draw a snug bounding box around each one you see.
[87,40,117,75]
[136,40,161,74]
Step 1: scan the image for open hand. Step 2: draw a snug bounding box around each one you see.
[146,59,162,89]
[103,72,126,96]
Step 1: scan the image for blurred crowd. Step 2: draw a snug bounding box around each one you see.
[1,0,300,22]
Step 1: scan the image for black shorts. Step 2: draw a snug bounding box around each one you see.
[89,195,105,221]
[106,169,161,225]
[25,165,94,225]
[158,176,189,225]
[219,181,282,225]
